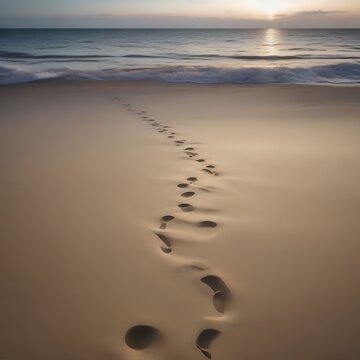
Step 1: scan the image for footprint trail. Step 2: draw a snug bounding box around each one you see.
[114,97,234,359]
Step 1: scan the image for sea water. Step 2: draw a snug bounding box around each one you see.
[0,28,359,84]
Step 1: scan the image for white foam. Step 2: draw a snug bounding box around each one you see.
[1,63,360,85]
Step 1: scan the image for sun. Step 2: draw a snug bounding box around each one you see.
[253,0,286,18]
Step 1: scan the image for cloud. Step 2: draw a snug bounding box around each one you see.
[275,9,347,19]
[0,9,359,28]
[0,14,268,28]
[269,9,359,28]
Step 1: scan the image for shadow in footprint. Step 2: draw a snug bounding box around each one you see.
[154,232,172,254]
[198,221,217,228]
[160,215,174,229]
[178,203,194,212]
[196,329,221,359]
[187,177,198,183]
[181,191,195,198]
[201,275,231,313]
[177,183,189,189]
[125,325,161,350]
[201,168,215,175]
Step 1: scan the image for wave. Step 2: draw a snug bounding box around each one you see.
[2,50,359,62]
[122,54,172,59]
[122,54,360,61]
[0,50,113,60]
[1,63,360,85]
[228,55,360,60]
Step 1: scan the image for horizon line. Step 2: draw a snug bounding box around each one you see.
[1,27,359,30]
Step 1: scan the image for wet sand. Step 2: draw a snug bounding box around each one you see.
[0,81,359,360]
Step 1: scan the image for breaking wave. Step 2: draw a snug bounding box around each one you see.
[1,63,360,85]
[1,50,360,62]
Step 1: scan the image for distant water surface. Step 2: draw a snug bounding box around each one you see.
[0,29,359,84]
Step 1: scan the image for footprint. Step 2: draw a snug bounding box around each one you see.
[160,215,175,229]
[200,275,231,313]
[198,221,217,228]
[206,165,215,169]
[168,136,175,138]
[178,203,194,212]
[201,168,214,175]
[177,183,189,188]
[175,140,184,144]
[197,159,205,163]
[185,151,199,156]
[187,177,198,182]
[181,191,195,198]
[196,329,221,359]
[185,147,195,151]
[154,232,172,254]
[125,325,161,350]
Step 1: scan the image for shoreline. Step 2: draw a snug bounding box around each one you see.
[2,77,360,88]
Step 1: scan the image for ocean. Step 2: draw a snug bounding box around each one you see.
[0,28,359,85]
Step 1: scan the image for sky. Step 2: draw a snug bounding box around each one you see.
[0,0,359,28]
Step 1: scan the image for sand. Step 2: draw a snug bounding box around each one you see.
[0,81,359,360]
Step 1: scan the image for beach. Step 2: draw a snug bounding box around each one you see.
[1,81,360,360]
